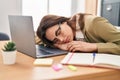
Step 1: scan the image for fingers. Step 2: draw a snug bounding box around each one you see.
[67,43,80,52]
[67,41,84,52]
[67,41,77,52]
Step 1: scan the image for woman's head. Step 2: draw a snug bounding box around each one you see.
[37,14,75,47]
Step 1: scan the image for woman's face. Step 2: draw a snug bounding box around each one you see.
[45,22,74,44]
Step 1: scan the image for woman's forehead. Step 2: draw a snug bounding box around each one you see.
[47,24,58,32]
[45,25,58,40]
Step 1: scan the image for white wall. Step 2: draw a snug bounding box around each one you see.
[49,0,72,17]
[0,0,22,38]
[97,0,102,16]
[71,0,85,15]
[22,0,72,31]
[76,1,85,13]
[0,0,85,38]
[22,0,48,31]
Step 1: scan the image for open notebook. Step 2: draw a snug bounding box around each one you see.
[61,53,120,69]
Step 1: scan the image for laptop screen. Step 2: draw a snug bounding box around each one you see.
[8,15,37,58]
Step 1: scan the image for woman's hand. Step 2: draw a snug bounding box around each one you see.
[67,41,97,52]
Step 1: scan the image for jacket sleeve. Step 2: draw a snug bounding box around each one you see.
[92,17,120,54]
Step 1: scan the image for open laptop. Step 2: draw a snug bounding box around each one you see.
[8,15,67,58]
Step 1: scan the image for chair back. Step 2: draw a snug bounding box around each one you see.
[0,32,10,40]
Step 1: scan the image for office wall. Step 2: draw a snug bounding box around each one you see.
[101,0,120,26]
[71,0,85,15]
[97,0,102,16]
[0,0,85,38]
[0,0,22,38]
[85,0,98,15]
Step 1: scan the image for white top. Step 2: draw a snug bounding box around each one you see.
[75,14,84,41]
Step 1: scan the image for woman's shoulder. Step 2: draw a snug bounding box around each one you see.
[84,15,108,26]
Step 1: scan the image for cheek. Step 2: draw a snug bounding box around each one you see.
[63,27,74,41]
[64,27,73,36]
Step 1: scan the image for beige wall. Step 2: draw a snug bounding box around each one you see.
[85,0,98,15]
[0,0,22,39]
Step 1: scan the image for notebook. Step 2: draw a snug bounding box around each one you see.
[8,15,67,58]
[61,52,120,69]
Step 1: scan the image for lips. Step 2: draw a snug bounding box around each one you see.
[64,36,70,43]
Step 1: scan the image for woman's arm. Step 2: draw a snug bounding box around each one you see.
[67,41,97,52]
[54,17,120,54]
[91,17,120,54]
[54,41,97,52]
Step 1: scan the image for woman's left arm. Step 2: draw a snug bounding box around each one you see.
[91,17,120,54]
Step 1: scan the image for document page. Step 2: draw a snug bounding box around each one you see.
[61,53,93,65]
[94,54,120,67]
[61,53,120,69]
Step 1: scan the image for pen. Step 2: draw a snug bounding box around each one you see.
[93,53,96,63]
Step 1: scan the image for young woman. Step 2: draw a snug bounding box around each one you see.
[37,13,120,54]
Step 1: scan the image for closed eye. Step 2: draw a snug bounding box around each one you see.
[53,23,61,43]
[55,24,61,36]
[56,29,61,36]
[53,38,59,43]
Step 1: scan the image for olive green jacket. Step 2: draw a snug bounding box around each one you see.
[83,15,120,54]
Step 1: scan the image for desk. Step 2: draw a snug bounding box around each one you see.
[0,41,120,80]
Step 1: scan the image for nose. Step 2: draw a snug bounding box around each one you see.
[57,36,64,43]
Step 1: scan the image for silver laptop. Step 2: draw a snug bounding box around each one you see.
[8,15,67,58]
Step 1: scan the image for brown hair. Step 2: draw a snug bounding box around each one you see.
[67,13,91,30]
[37,13,90,47]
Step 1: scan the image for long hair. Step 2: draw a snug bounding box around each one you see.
[37,13,90,47]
